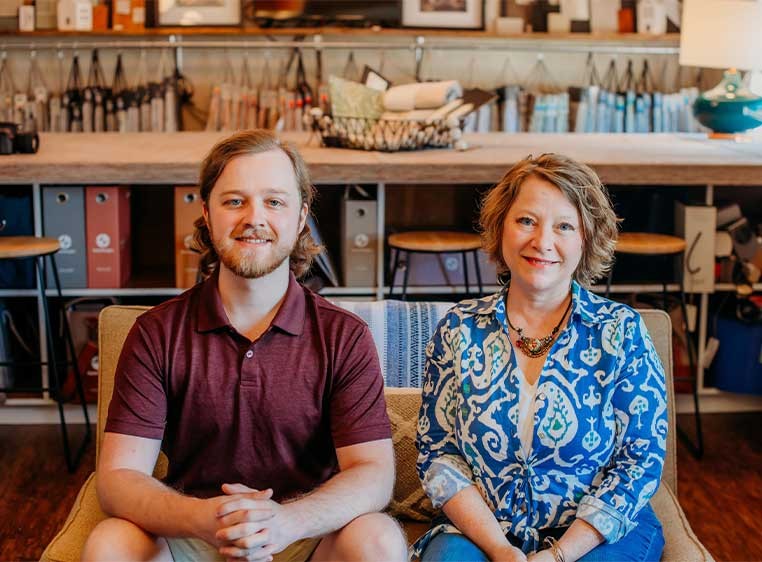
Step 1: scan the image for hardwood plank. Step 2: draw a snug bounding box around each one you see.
[676,412,762,561]
[0,425,95,562]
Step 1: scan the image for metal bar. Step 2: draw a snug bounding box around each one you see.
[0,37,680,55]
[31,182,50,401]
[376,182,386,301]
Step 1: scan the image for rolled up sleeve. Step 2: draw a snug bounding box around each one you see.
[416,315,474,509]
[577,313,668,543]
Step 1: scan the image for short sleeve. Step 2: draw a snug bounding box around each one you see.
[329,322,391,448]
[105,319,168,440]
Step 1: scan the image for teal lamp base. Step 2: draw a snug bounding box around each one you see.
[693,70,762,135]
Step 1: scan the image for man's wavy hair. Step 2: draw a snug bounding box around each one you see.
[479,153,619,287]
[192,130,321,279]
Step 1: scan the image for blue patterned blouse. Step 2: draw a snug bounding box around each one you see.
[413,282,668,556]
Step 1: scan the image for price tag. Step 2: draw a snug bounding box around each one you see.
[132,6,145,24]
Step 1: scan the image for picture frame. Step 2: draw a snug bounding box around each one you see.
[402,0,483,29]
[157,0,241,26]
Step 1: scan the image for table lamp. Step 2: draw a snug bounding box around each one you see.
[679,0,762,136]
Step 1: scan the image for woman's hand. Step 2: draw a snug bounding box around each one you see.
[487,543,528,562]
[526,549,555,562]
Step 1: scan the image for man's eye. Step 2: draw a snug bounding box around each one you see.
[224,199,242,207]
[268,199,283,208]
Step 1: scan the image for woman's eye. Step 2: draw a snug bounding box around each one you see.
[224,199,243,207]
[518,217,534,226]
[558,222,576,232]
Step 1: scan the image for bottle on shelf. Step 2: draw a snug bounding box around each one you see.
[18,1,35,32]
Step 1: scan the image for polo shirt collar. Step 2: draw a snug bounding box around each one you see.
[196,269,306,336]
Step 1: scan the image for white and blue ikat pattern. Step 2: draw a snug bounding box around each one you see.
[413,281,668,556]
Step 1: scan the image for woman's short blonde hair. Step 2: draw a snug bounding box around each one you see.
[479,153,619,287]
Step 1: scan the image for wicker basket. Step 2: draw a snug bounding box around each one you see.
[307,113,460,152]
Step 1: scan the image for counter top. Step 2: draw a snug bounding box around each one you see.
[2,132,762,186]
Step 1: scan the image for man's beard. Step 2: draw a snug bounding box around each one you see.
[212,226,295,279]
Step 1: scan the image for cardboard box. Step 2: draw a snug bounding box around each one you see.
[86,187,131,288]
[174,186,202,288]
[112,0,145,31]
[35,0,57,29]
[43,187,87,289]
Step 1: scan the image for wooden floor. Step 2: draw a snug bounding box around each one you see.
[1,413,761,562]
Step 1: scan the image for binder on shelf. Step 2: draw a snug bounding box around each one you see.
[43,187,87,289]
[86,187,132,288]
[174,186,202,289]
[342,188,377,288]
[0,193,35,289]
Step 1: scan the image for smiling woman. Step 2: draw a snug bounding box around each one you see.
[414,154,668,562]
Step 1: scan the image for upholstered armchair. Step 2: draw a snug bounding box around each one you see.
[42,303,713,562]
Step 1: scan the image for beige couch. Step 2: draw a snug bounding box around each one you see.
[42,305,713,562]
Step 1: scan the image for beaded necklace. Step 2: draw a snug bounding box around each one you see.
[506,292,573,358]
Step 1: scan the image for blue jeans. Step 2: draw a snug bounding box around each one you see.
[419,505,664,562]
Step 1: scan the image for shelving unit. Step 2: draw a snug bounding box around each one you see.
[0,0,760,422]
[2,27,681,42]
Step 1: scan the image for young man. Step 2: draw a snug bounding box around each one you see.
[83,130,406,562]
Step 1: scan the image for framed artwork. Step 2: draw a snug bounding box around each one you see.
[402,0,484,29]
[157,0,241,26]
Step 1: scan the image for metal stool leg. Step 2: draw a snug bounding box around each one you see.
[36,256,74,472]
[472,250,483,296]
[461,252,470,296]
[388,248,400,297]
[50,254,92,456]
[401,251,411,301]
[675,251,704,459]
[37,254,91,473]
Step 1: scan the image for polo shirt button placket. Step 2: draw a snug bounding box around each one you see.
[245,349,254,359]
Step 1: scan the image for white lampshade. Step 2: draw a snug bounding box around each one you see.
[679,0,762,71]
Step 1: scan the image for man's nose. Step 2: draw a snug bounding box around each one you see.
[242,200,266,227]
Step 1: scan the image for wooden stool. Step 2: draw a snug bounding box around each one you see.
[388,231,483,299]
[0,236,91,472]
[606,232,703,458]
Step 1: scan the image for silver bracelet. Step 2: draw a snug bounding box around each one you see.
[543,537,566,562]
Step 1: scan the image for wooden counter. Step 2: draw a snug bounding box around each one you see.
[1,132,762,186]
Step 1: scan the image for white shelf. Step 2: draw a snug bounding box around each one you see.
[3,282,751,299]
[714,283,762,292]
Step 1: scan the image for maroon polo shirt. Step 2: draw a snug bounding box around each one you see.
[105,271,391,501]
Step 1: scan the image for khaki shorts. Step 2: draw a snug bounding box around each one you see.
[166,536,321,562]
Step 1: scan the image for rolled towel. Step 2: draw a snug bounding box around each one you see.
[383,80,463,111]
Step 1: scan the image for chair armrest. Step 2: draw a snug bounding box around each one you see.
[40,473,106,562]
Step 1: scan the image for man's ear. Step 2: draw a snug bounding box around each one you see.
[202,202,210,228]
[298,203,308,234]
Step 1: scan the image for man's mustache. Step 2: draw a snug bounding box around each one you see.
[233,228,276,240]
